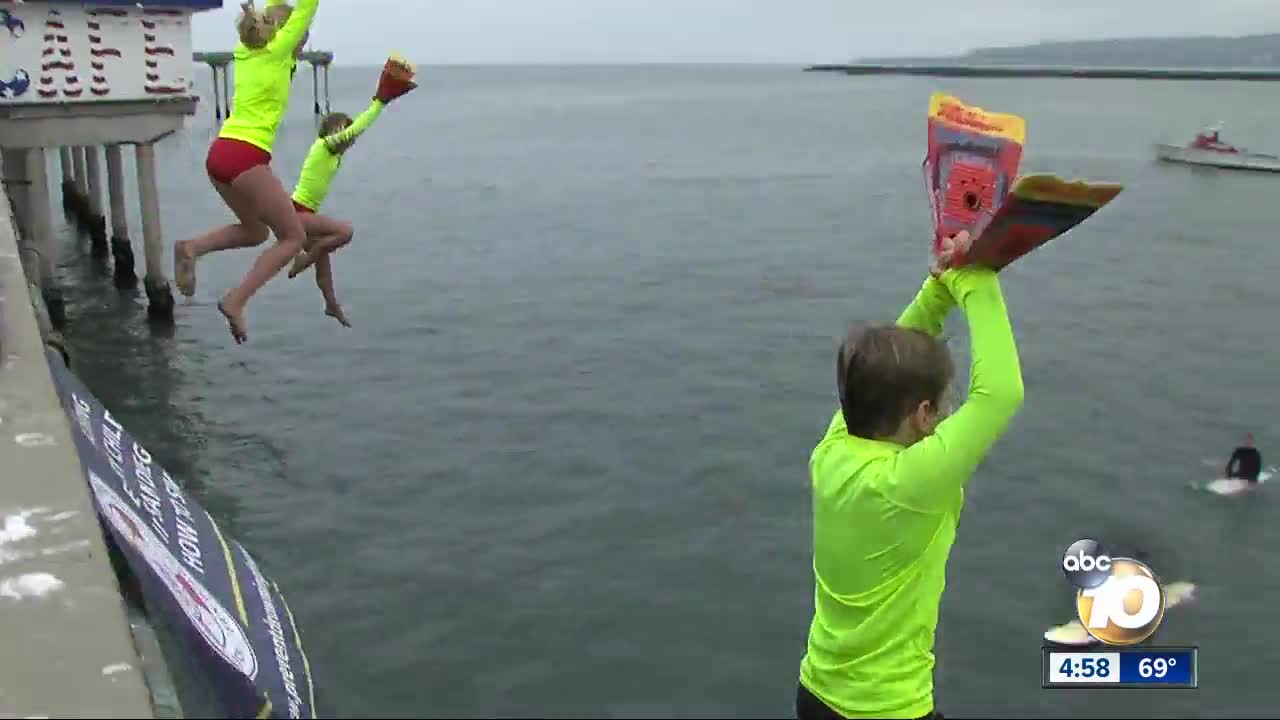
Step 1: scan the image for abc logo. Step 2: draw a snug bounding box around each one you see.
[1061,539,1166,646]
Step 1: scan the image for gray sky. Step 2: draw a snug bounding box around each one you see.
[192,0,1280,65]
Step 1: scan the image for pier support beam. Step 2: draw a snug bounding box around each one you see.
[24,148,64,331]
[83,146,109,258]
[71,146,90,227]
[222,68,232,116]
[104,144,137,290]
[58,147,75,216]
[135,142,172,322]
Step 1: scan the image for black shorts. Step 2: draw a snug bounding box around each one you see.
[796,683,942,720]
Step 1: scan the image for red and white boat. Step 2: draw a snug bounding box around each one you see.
[1155,126,1280,173]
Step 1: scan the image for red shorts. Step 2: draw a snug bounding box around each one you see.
[292,200,314,214]
[205,137,271,185]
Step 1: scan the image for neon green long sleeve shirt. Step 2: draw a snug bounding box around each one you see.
[218,0,319,154]
[290,100,384,211]
[799,267,1024,719]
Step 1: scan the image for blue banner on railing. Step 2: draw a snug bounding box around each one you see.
[44,350,317,719]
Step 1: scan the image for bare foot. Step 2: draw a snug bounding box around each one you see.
[288,249,321,279]
[217,299,247,344]
[174,241,197,297]
[326,305,351,328]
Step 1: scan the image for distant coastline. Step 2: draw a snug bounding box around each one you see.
[807,33,1280,80]
[803,64,1280,81]
[859,33,1280,68]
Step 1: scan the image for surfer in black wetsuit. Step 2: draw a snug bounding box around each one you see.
[1225,434,1262,484]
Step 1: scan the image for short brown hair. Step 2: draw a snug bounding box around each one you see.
[318,112,352,138]
[837,324,953,438]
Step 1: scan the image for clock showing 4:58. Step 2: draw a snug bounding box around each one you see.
[1062,655,1112,677]
[1048,652,1121,684]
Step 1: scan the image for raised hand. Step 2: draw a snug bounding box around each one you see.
[375,55,417,104]
[930,230,972,278]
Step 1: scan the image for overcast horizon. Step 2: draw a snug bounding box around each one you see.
[191,1,1280,65]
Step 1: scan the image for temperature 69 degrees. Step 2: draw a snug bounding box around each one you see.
[1118,649,1197,687]
[1139,656,1177,678]
[1061,538,1166,645]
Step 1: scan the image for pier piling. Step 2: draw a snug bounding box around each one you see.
[25,148,65,330]
[71,146,90,226]
[105,144,138,290]
[222,65,232,115]
[323,61,332,114]
[135,142,173,321]
[83,146,109,259]
[59,147,75,215]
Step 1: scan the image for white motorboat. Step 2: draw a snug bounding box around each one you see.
[1155,126,1280,173]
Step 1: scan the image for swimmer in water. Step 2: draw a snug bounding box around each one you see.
[172,0,319,344]
[1224,433,1262,484]
[281,68,418,326]
[796,231,1025,720]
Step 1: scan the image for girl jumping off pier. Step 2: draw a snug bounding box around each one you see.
[281,62,417,327]
[172,0,318,344]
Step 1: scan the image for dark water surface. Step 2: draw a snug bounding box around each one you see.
[52,65,1280,718]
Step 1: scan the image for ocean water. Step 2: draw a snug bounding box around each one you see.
[51,65,1280,718]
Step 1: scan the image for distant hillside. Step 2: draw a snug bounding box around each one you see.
[861,34,1280,67]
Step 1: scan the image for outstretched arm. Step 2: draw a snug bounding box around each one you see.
[878,266,1025,512]
[322,99,385,152]
[897,231,963,337]
[267,0,318,57]
[896,275,955,338]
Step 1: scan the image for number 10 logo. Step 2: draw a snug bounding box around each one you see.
[1061,539,1167,645]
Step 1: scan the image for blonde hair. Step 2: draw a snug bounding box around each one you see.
[236,2,293,49]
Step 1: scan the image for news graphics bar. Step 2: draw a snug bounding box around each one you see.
[1044,539,1199,690]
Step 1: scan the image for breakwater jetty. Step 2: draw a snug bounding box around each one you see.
[805,63,1280,81]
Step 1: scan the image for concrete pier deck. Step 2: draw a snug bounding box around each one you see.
[0,186,154,716]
